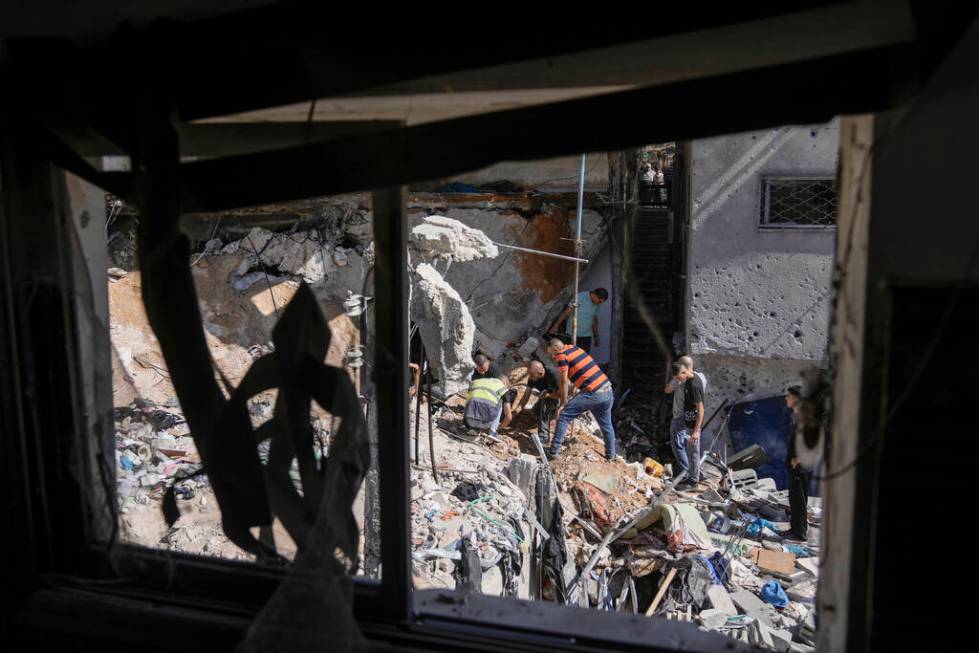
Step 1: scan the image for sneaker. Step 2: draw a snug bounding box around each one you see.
[544,449,557,461]
[674,479,697,491]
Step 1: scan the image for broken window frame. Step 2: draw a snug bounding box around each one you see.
[2,132,745,651]
[758,176,838,230]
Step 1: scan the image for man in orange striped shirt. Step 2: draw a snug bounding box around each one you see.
[545,338,617,461]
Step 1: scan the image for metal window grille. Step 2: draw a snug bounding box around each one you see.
[760,177,837,228]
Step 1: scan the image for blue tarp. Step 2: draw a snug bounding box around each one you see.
[728,396,821,496]
[729,395,791,490]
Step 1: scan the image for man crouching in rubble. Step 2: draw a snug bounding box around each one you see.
[545,338,617,461]
[513,359,560,441]
[463,374,513,441]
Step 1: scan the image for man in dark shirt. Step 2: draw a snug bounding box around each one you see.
[782,385,810,541]
[513,360,560,441]
[472,353,516,405]
[672,361,706,491]
[471,353,503,380]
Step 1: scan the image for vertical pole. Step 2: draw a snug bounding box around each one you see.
[571,154,587,346]
[414,349,422,467]
[426,360,438,483]
[373,186,411,620]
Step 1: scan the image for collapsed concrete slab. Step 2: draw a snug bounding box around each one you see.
[411,262,477,397]
[409,215,499,262]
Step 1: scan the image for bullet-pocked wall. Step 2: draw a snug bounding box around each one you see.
[686,121,839,413]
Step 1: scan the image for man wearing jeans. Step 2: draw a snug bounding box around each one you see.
[545,338,617,461]
[667,359,706,490]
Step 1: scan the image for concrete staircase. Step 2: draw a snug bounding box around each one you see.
[622,206,674,392]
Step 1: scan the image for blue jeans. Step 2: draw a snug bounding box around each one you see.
[550,387,616,459]
[670,418,700,483]
[488,403,503,438]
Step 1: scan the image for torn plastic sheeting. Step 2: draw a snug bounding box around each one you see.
[454,539,483,593]
[759,580,789,609]
[413,547,463,562]
[541,497,571,603]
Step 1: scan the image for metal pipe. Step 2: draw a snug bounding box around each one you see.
[571,154,587,345]
[426,361,438,482]
[492,241,589,264]
[414,354,423,466]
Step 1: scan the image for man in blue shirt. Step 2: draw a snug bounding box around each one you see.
[547,288,608,354]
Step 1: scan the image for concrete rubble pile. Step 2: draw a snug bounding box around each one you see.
[114,401,204,515]
[410,383,822,652]
[408,215,499,397]
[113,395,314,560]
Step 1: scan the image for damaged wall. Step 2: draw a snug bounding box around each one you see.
[687,121,838,411]
[407,194,609,360]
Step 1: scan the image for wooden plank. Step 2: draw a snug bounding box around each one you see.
[645,567,677,617]
[749,548,797,576]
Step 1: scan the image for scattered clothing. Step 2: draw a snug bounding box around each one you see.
[451,481,482,503]
[760,580,789,608]
[453,538,483,593]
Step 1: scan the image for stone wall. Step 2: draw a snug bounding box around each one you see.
[687,121,839,409]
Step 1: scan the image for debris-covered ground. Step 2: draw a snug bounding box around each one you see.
[409,365,821,652]
[108,202,821,650]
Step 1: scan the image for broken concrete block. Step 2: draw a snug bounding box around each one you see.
[410,262,477,396]
[481,564,504,596]
[770,627,795,652]
[580,470,621,494]
[731,589,777,627]
[786,579,818,604]
[507,456,537,499]
[707,585,737,616]
[796,557,819,576]
[517,336,540,359]
[698,608,728,630]
[748,620,774,648]
[409,215,499,262]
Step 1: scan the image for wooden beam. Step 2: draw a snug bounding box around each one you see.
[48,121,402,157]
[645,567,677,617]
[103,45,913,211]
[358,2,915,96]
[373,186,412,620]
